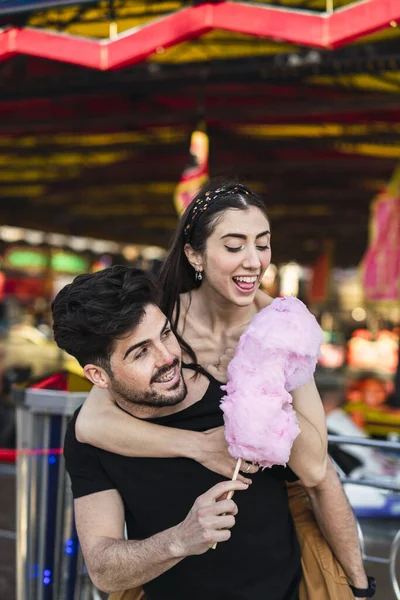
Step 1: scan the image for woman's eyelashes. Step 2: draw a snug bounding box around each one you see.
[225,245,270,253]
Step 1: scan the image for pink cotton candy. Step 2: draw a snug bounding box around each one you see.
[220,297,323,468]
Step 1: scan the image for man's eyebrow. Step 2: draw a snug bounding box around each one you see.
[220,230,270,240]
[161,317,170,333]
[123,317,169,360]
[123,339,149,360]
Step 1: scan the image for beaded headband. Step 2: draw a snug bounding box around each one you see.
[183,183,252,243]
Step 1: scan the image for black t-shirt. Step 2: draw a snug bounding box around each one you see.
[64,372,301,600]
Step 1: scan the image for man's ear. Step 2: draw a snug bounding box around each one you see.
[83,364,110,389]
[184,243,203,272]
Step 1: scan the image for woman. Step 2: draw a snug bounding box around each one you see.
[76,181,358,600]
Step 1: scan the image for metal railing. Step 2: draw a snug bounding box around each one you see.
[14,386,100,600]
[328,434,400,600]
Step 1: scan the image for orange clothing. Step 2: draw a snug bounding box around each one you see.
[288,482,353,600]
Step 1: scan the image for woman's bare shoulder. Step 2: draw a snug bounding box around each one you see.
[255,289,274,311]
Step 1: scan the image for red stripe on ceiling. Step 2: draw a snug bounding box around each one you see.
[11,27,103,70]
[212,2,325,48]
[0,0,398,70]
[108,3,212,70]
[213,0,400,49]
[329,0,400,48]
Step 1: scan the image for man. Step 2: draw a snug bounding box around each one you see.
[56,266,372,600]
[57,266,306,599]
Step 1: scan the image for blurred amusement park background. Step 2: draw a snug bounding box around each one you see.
[0,0,400,598]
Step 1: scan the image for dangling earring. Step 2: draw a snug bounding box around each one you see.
[195,270,203,282]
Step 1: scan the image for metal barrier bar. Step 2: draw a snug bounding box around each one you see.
[14,388,99,600]
[329,433,400,600]
[339,478,400,493]
[328,434,400,451]
[390,529,400,599]
[364,555,391,564]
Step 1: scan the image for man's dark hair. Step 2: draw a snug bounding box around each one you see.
[51,266,160,374]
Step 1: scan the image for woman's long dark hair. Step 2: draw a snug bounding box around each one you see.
[159,179,269,363]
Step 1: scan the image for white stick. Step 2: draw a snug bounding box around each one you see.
[211,458,242,550]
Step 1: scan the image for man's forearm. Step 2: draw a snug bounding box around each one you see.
[305,459,368,588]
[88,526,183,593]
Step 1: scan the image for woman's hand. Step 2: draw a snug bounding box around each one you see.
[206,348,235,384]
[197,427,258,484]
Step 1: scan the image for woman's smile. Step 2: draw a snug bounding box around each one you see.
[232,274,259,294]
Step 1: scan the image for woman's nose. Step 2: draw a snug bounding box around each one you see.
[242,247,261,270]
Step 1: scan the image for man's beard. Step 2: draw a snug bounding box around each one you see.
[109,358,187,408]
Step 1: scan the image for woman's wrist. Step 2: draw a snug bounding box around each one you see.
[172,429,205,461]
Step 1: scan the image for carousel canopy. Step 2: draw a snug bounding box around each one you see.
[0,0,400,266]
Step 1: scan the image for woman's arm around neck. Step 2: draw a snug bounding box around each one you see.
[75,385,254,483]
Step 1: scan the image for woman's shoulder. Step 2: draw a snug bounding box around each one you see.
[255,289,274,310]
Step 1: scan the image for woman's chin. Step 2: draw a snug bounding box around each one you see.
[206,281,256,307]
[226,287,256,307]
